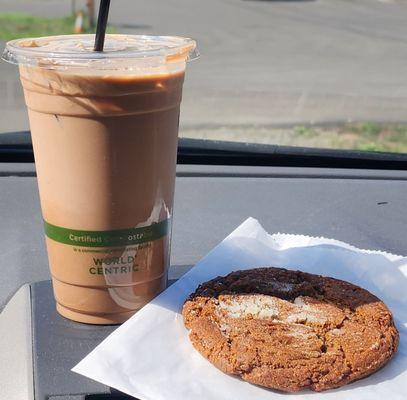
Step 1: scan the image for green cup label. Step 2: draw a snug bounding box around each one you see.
[44,218,170,248]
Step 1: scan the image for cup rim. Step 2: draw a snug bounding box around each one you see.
[2,34,198,67]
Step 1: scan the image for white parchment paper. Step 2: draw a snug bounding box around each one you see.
[73,218,407,399]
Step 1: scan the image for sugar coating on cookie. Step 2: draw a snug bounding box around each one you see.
[182,267,399,392]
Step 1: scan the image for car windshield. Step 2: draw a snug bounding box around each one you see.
[0,0,406,155]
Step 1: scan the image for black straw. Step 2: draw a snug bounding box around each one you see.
[94,0,111,52]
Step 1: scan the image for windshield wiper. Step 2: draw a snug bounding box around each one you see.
[178,138,407,170]
[1,131,407,170]
[0,132,33,162]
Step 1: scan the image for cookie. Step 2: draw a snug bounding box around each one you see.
[182,267,399,392]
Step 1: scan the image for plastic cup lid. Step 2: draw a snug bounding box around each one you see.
[2,34,198,69]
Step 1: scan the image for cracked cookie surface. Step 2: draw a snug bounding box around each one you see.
[182,267,399,392]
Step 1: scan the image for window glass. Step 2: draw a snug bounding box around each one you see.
[1,0,406,154]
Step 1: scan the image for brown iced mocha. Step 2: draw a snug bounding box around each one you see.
[18,40,187,323]
[183,267,399,392]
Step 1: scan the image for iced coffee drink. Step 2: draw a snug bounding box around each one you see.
[3,35,197,324]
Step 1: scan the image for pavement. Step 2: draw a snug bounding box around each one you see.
[2,0,407,135]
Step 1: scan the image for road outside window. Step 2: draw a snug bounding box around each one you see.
[0,0,406,154]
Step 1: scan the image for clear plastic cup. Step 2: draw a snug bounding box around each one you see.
[2,34,198,324]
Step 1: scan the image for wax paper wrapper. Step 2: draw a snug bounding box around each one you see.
[73,217,407,400]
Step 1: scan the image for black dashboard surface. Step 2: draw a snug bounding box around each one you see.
[1,163,406,311]
[1,163,407,399]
